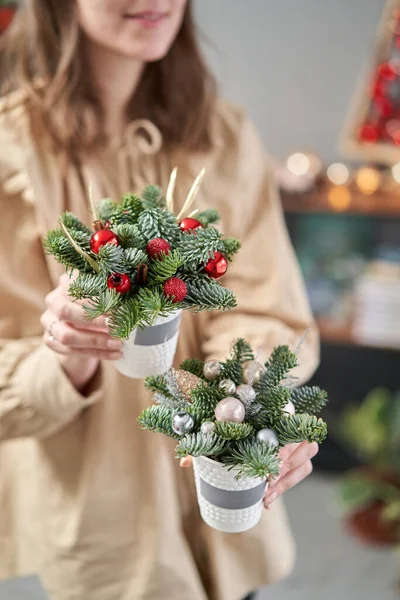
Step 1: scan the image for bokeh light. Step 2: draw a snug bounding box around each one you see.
[327,163,350,186]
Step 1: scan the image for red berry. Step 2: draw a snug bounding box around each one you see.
[203,252,228,280]
[90,229,119,254]
[107,273,131,294]
[146,237,171,259]
[163,277,187,303]
[179,218,203,232]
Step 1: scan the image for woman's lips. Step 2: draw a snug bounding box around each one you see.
[123,11,168,28]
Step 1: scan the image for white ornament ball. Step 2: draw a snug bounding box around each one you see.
[200,421,216,435]
[203,360,222,381]
[215,397,245,423]
[236,384,257,404]
[242,361,266,385]
[256,428,279,447]
[219,379,237,395]
[283,400,296,416]
[172,412,194,435]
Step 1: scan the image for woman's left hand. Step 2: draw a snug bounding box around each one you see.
[263,441,319,508]
[180,440,319,508]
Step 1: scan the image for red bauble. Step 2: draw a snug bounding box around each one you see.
[163,277,187,303]
[378,62,397,81]
[107,273,131,294]
[146,237,171,259]
[90,229,119,254]
[179,218,203,232]
[357,123,379,144]
[203,252,228,280]
[375,97,393,118]
[0,5,17,34]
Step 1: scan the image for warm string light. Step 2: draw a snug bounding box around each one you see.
[326,163,350,185]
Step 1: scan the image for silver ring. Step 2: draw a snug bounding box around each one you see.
[47,319,59,343]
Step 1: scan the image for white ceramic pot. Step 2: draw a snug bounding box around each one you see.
[115,310,181,379]
[192,455,268,533]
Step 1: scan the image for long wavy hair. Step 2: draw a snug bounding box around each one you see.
[0,0,216,157]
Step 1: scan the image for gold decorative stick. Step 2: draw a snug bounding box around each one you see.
[59,220,100,273]
[88,181,99,222]
[176,167,206,221]
[166,167,178,214]
[188,209,200,218]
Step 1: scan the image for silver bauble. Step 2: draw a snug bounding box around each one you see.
[200,421,216,435]
[218,379,237,395]
[282,400,296,416]
[203,360,222,381]
[172,412,194,436]
[242,360,266,385]
[256,428,279,447]
[236,384,257,403]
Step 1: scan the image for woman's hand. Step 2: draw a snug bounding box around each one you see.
[263,441,319,508]
[40,274,123,391]
[180,441,319,507]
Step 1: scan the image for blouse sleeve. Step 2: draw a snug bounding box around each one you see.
[0,123,102,441]
[202,111,319,383]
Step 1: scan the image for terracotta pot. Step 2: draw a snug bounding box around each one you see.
[345,501,400,547]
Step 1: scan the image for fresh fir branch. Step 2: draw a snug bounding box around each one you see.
[256,345,298,392]
[179,358,205,378]
[197,208,220,227]
[191,382,227,420]
[110,194,144,226]
[215,422,254,441]
[43,229,92,273]
[221,238,241,261]
[138,287,179,324]
[184,280,237,312]
[137,207,180,244]
[223,440,281,480]
[107,297,143,339]
[164,370,192,406]
[144,374,171,396]
[178,227,225,269]
[124,248,149,270]
[68,272,107,300]
[98,244,127,273]
[137,405,180,439]
[147,250,184,284]
[141,185,166,209]
[291,386,328,415]
[83,288,122,320]
[220,359,243,386]
[98,198,117,221]
[113,223,146,249]
[257,385,292,426]
[230,338,255,364]
[274,414,328,445]
[59,212,91,235]
[175,433,228,459]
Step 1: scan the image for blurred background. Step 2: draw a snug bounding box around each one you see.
[1,0,399,598]
[195,1,400,599]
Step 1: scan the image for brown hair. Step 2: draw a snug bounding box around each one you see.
[0,0,216,157]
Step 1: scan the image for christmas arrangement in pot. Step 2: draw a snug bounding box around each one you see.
[43,169,241,379]
[138,338,329,533]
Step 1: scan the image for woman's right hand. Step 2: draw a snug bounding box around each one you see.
[40,274,123,391]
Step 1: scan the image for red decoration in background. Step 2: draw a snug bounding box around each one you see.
[163,277,187,303]
[107,273,131,294]
[358,124,379,144]
[374,96,393,118]
[203,252,228,280]
[378,62,397,81]
[0,4,17,34]
[146,237,171,259]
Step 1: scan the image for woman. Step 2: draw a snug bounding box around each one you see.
[0,2,319,599]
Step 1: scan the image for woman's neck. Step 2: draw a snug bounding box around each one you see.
[84,40,144,140]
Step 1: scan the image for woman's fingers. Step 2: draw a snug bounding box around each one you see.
[45,292,108,332]
[264,441,319,508]
[180,456,193,468]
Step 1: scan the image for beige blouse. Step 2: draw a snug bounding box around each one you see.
[0,91,319,600]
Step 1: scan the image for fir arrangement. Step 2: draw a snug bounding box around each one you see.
[43,170,241,341]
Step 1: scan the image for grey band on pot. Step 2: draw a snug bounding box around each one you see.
[134,313,181,346]
[200,478,266,510]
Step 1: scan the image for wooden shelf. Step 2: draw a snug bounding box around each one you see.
[317,318,399,352]
[281,183,400,218]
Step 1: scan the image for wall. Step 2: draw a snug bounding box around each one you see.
[194,0,385,163]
